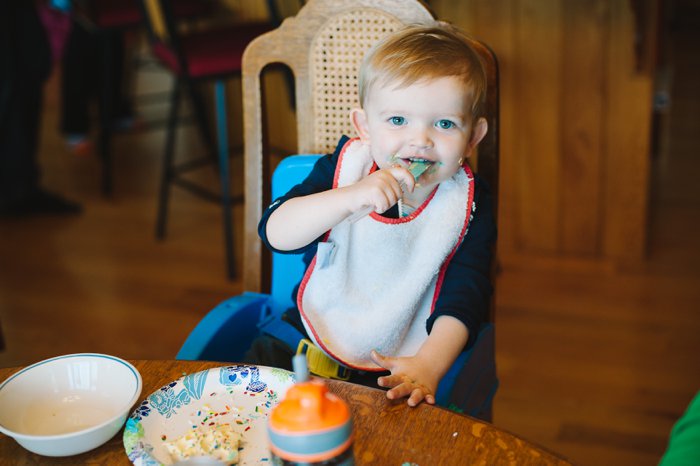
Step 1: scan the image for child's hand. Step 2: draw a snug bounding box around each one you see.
[370,350,438,407]
[346,166,415,215]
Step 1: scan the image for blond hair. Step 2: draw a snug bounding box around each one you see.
[358,23,487,119]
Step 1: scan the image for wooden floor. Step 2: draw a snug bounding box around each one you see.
[1,11,699,466]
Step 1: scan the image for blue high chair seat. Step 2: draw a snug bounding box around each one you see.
[177,155,498,421]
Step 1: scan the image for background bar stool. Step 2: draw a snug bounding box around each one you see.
[139,0,274,279]
[71,0,216,196]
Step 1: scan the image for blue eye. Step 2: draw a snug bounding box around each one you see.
[389,116,405,126]
[437,119,455,129]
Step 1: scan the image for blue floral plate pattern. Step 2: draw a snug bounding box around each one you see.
[123,365,295,465]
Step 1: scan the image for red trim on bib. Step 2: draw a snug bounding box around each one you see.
[297,250,384,371]
[331,138,357,189]
[373,187,438,224]
[430,164,475,312]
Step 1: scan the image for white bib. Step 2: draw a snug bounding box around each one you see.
[298,139,474,370]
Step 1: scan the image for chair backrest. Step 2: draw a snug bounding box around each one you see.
[242,0,499,294]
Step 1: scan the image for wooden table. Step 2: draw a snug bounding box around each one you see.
[0,360,572,465]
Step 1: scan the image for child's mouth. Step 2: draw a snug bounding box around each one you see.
[389,155,436,180]
[405,159,433,180]
[401,156,432,164]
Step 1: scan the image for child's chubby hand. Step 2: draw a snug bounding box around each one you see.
[345,165,415,215]
[370,350,439,407]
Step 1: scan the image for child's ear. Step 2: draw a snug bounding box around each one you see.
[465,117,488,156]
[351,108,371,143]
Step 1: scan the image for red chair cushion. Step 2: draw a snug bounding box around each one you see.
[91,0,214,30]
[91,0,141,29]
[152,23,272,78]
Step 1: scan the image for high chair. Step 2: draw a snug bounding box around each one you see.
[177,0,500,421]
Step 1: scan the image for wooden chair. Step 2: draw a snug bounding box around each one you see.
[178,0,500,420]
[139,0,274,278]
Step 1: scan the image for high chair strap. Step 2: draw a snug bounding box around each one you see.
[257,309,306,351]
[296,339,351,381]
[258,311,351,380]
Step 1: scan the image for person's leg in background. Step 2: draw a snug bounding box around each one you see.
[60,19,134,156]
[103,28,135,132]
[59,18,97,155]
[0,1,81,216]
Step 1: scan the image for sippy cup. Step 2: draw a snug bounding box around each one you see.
[268,355,354,465]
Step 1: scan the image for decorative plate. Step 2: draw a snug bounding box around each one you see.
[123,365,295,465]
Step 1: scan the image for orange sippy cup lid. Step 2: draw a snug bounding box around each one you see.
[269,379,350,432]
[268,355,353,463]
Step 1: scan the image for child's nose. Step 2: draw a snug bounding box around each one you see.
[410,127,433,150]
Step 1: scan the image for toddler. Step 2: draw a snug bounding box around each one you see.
[254,22,496,407]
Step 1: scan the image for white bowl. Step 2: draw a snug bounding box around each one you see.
[0,353,142,457]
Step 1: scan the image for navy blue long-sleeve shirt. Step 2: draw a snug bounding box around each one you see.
[258,136,496,350]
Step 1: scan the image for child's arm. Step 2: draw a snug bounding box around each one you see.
[371,315,468,407]
[266,166,415,251]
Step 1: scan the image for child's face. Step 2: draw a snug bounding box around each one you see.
[352,76,487,188]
